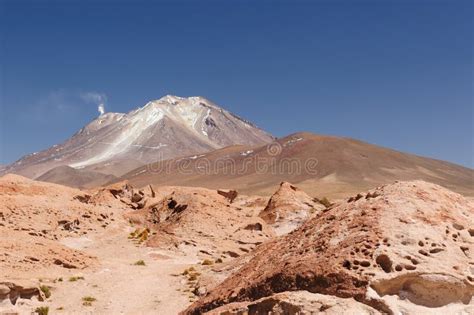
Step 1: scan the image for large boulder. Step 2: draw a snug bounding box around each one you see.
[185,181,474,314]
[205,291,381,314]
[0,281,45,305]
[259,182,325,235]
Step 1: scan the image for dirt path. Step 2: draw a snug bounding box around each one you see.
[47,226,198,314]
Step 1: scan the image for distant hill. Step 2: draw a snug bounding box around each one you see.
[36,165,117,189]
[118,132,474,199]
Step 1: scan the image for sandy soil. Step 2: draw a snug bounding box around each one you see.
[4,224,198,314]
[0,175,206,314]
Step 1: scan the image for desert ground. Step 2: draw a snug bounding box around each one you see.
[1,172,473,315]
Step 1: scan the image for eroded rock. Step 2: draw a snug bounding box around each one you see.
[217,189,238,203]
[185,181,474,314]
[0,281,45,305]
[259,182,325,235]
[205,291,381,315]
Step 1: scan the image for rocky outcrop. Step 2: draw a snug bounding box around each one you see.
[0,281,45,305]
[259,182,325,235]
[205,291,381,315]
[185,181,474,314]
[217,189,238,203]
[125,186,274,259]
[0,174,116,279]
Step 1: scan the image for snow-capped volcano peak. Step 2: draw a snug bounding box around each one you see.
[5,95,274,179]
[160,94,185,105]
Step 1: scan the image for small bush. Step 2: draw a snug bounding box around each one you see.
[182,267,195,275]
[215,258,223,263]
[138,229,149,243]
[183,266,201,284]
[57,277,63,282]
[134,260,146,266]
[35,306,49,315]
[319,197,331,208]
[82,296,96,306]
[129,228,150,243]
[128,228,140,239]
[201,259,214,266]
[40,285,51,298]
[69,276,84,282]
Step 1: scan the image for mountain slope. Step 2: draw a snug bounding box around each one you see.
[119,132,474,198]
[36,165,118,189]
[3,95,273,179]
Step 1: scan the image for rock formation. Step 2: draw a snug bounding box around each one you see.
[125,186,275,259]
[206,291,381,315]
[185,181,474,314]
[259,182,325,235]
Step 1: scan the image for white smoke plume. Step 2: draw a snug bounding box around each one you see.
[98,103,105,115]
[80,92,107,116]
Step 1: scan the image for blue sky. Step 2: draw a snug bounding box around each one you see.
[0,0,472,167]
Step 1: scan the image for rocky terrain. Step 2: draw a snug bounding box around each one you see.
[0,174,311,314]
[185,180,474,314]
[2,95,273,182]
[0,173,472,314]
[0,174,126,278]
[206,291,382,315]
[0,174,198,314]
[121,132,474,199]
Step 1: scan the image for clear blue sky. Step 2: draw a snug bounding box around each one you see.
[1,0,472,167]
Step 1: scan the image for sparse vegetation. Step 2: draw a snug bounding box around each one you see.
[215,258,223,263]
[319,197,331,208]
[128,228,140,239]
[201,259,214,265]
[128,228,150,243]
[69,276,85,282]
[182,266,195,275]
[134,260,146,266]
[35,306,49,315]
[182,266,201,284]
[40,285,51,298]
[82,296,97,306]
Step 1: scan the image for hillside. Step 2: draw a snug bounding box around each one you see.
[120,132,474,199]
[36,165,118,189]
